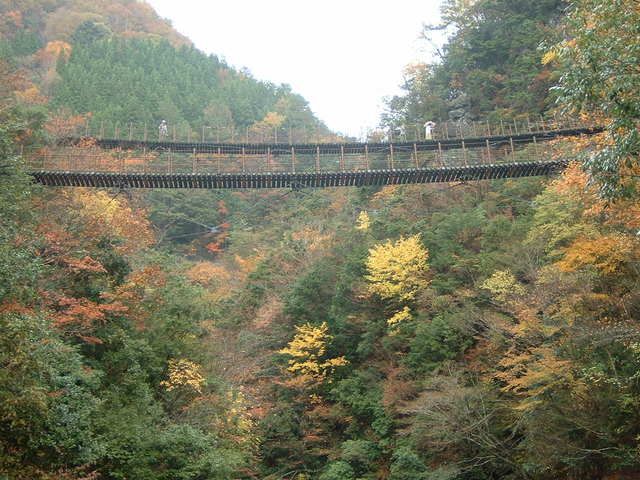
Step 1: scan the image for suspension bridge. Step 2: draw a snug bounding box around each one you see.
[25,119,602,189]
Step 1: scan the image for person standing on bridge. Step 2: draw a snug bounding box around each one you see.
[159,120,168,139]
[424,121,436,140]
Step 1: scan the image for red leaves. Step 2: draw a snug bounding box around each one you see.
[51,295,127,343]
[217,200,229,215]
[205,233,228,254]
[0,301,34,315]
[103,266,167,331]
[62,256,107,274]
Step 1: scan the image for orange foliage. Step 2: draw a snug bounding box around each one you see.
[235,250,266,276]
[548,163,640,278]
[45,111,90,138]
[553,161,593,195]
[52,295,127,343]
[205,231,229,254]
[291,227,331,252]
[328,189,349,212]
[1,10,23,33]
[0,301,34,315]
[15,86,48,105]
[251,296,282,329]
[38,41,72,64]
[186,262,229,286]
[104,266,167,330]
[31,0,190,47]
[495,345,580,412]
[195,263,233,300]
[557,233,637,276]
[38,229,80,262]
[62,255,107,274]
[70,190,155,254]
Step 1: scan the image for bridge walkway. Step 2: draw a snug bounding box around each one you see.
[25,125,601,189]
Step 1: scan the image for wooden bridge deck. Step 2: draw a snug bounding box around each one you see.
[28,160,569,189]
[27,124,601,189]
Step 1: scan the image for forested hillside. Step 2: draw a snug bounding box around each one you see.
[382,0,564,128]
[2,0,640,480]
[0,0,330,141]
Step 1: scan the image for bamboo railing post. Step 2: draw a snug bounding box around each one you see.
[462,140,468,166]
[242,146,246,173]
[340,145,345,171]
[315,145,320,172]
[192,148,197,173]
[485,139,492,164]
[217,147,221,173]
[510,137,516,162]
[413,143,419,168]
[365,144,369,170]
[438,141,444,167]
[389,144,394,169]
[143,146,147,174]
[291,146,296,173]
[266,147,271,172]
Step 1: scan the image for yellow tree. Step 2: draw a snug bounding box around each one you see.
[365,234,429,302]
[355,211,370,231]
[160,358,206,394]
[251,111,285,141]
[481,270,525,303]
[365,234,430,329]
[279,322,347,382]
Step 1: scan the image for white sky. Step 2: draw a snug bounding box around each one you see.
[145,0,444,138]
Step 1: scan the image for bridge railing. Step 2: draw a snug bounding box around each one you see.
[24,134,571,176]
[48,115,597,144]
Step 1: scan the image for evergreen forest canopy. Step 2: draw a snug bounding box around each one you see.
[0,0,331,141]
[53,37,325,135]
[1,0,640,480]
[382,0,565,126]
